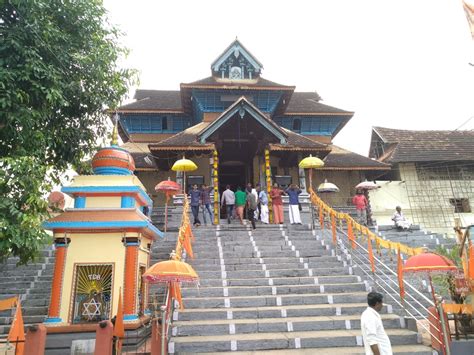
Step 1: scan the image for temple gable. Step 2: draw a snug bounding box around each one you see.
[211,39,263,80]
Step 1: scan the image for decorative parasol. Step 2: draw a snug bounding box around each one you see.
[355,180,379,191]
[299,154,324,190]
[172,156,198,193]
[155,178,181,232]
[317,179,339,193]
[403,251,458,305]
[143,259,199,284]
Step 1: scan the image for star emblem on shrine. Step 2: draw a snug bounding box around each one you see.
[82,299,101,320]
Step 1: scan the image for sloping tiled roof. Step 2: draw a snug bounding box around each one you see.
[286,92,353,115]
[182,76,294,90]
[149,122,215,150]
[323,145,390,170]
[372,127,474,163]
[268,128,329,151]
[118,90,183,111]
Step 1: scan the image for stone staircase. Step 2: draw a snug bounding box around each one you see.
[169,223,434,354]
[0,246,55,336]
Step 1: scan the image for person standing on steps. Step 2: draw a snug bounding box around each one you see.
[221,185,235,224]
[257,184,269,224]
[234,186,247,225]
[286,183,302,225]
[270,183,285,224]
[352,190,368,226]
[189,184,202,227]
[246,189,258,230]
[361,292,392,355]
[200,184,213,225]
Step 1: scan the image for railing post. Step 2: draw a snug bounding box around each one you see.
[437,300,451,355]
[160,304,168,355]
[24,324,46,355]
[94,320,113,355]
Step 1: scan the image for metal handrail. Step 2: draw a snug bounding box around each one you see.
[318,217,445,347]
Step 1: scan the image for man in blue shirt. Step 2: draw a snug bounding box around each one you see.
[189,184,202,226]
[285,184,302,225]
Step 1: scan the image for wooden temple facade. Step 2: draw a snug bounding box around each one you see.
[117,40,389,210]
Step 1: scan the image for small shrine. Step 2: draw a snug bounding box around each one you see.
[43,130,163,326]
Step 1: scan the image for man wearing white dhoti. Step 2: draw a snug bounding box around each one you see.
[285,184,302,225]
[391,206,411,230]
[257,185,269,224]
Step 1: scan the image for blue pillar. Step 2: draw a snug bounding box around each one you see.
[74,196,86,208]
[121,196,135,208]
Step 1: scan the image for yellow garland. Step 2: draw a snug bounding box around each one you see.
[308,188,423,257]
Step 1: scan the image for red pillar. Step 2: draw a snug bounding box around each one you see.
[123,239,139,320]
[94,320,114,355]
[24,324,47,355]
[46,239,69,322]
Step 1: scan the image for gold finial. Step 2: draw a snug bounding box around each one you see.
[111,113,119,146]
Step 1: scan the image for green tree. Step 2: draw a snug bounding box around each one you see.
[0,0,137,264]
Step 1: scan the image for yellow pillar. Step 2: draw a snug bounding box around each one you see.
[213,150,219,225]
[265,149,273,223]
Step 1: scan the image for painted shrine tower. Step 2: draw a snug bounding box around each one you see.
[43,130,163,326]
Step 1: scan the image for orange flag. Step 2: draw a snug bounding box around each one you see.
[113,290,125,353]
[330,214,337,246]
[319,207,324,229]
[397,248,405,300]
[347,220,356,249]
[171,282,184,310]
[185,223,195,243]
[182,228,194,259]
[367,236,375,273]
[8,299,25,355]
[469,243,474,280]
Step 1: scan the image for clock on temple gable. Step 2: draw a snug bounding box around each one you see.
[211,39,263,80]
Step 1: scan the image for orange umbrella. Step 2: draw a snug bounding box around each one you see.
[403,251,458,305]
[155,179,181,232]
[143,260,199,284]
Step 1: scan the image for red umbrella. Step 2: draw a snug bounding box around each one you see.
[403,251,458,304]
[155,178,181,232]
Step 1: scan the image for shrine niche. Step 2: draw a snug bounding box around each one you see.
[71,264,113,324]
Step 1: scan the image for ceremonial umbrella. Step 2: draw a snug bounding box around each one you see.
[155,178,181,232]
[172,157,198,193]
[355,180,379,191]
[403,251,458,304]
[143,259,199,284]
[299,154,324,191]
[317,179,340,193]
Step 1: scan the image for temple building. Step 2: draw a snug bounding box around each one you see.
[116,39,389,211]
[368,126,474,235]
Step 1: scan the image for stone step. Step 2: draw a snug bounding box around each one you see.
[196,266,349,279]
[174,303,394,322]
[182,291,368,309]
[198,275,360,287]
[182,282,366,298]
[0,315,45,325]
[169,328,419,353]
[173,314,402,336]
[192,260,342,272]
[179,344,434,355]
[188,255,338,266]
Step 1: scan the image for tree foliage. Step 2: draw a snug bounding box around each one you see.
[0,0,137,264]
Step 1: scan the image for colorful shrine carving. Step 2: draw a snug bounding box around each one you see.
[43,138,163,326]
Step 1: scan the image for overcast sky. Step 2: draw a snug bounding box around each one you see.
[103,0,474,156]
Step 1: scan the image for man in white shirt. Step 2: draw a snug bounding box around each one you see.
[221,185,235,224]
[391,206,411,230]
[361,292,393,355]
